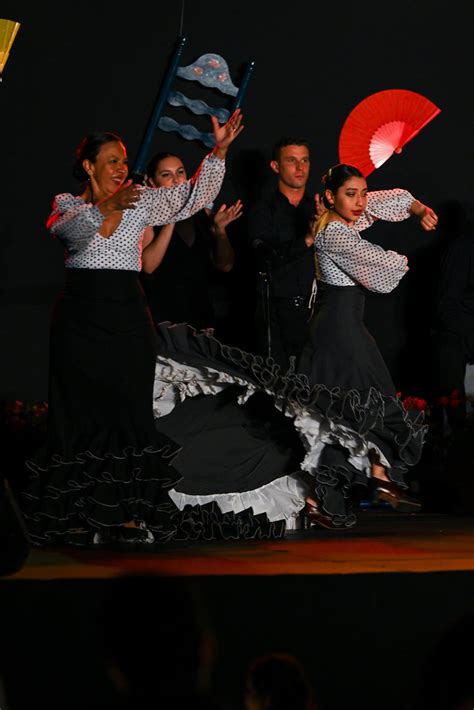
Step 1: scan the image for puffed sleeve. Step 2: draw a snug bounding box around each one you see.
[354,189,415,231]
[46,194,104,245]
[139,153,226,225]
[318,221,408,293]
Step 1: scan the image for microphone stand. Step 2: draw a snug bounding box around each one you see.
[256,257,272,361]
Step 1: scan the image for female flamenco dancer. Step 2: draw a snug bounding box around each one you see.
[296,163,438,527]
[20,111,252,546]
[148,163,438,532]
[139,150,242,335]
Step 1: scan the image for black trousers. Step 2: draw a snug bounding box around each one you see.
[254,289,312,373]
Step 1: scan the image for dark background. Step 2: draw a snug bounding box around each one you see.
[1,6,474,709]
[1,0,473,402]
[3,573,474,710]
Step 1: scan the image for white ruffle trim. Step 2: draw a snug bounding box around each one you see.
[153,356,388,485]
[153,357,257,418]
[168,474,308,531]
[287,404,386,478]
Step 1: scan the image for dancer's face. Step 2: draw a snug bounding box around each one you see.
[151,156,187,187]
[83,140,129,198]
[271,144,310,190]
[327,176,368,225]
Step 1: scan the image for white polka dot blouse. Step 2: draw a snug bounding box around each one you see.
[315,189,414,293]
[46,153,226,271]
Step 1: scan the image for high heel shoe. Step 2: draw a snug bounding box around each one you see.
[300,501,341,530]
[372,479,421,512]
[92,523,155,545]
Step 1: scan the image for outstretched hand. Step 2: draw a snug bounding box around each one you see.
[212,199,243,232]
[211,109,244,157]
[97,180,142,215]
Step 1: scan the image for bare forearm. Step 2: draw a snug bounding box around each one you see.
[212,145,228,161]
[410,199,438,231]
[409,199,427,218]
[142,224,174,273]
[212,228,235,271]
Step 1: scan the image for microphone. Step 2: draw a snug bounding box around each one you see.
[251,239,274,278]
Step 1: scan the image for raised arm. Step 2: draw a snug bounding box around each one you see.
[143,110,245,226]
[318,222,408,293]
[209,200,242,272]
[211,108,244,160]
[48,111,245,242]
[355,189,438,232]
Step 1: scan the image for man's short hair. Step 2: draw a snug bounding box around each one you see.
[272,137,310,162]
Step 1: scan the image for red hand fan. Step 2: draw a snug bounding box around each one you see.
[338,89,441,177]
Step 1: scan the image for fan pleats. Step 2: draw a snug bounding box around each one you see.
[339,89,441,176]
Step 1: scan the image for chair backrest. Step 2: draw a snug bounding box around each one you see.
[132,36,254,179]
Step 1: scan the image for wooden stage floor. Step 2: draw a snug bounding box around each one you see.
[5,509,474,580]
[3,508,474,710]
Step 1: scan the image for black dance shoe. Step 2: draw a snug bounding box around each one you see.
[300,501,342,530]
[92,524,155,545]
[116,524,155,544]
[372,479,421,512]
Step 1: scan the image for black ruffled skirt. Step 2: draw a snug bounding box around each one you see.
[296,283,427,524]
[21,270,292,545]
[20,269,186,545]
[22,272,427,543]
[149,286,427,529]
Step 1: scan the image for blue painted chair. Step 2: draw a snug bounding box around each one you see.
[132,36,254,180]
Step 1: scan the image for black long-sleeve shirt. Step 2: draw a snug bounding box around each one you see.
[248,189,315,298]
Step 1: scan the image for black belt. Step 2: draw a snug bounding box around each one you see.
[273,295,308,307]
